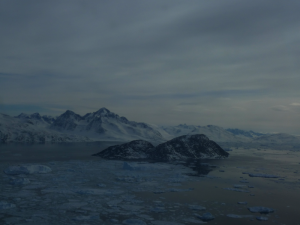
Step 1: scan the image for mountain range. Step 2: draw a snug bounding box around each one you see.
[1,107,299,145]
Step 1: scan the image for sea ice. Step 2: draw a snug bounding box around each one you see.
[0,201,16,210]
[168,188,193,192]
[237,202,247,205]
[239,180,249,183]
[122,218,147,225]
[72,214,101,221]
[248,173,280,178]
[256,216,268,221]
[182,218,207,224]
[226,214,254,219]
[248,206,275,214]
[4,164,52,175]
[9,177,30,185]
[151,206,166,213]
[233,184,247,188]
[151,221,184,225]
[223,188,250,193]
[189,204,206,210]
[226,214,242,218]
[196,212,215,221]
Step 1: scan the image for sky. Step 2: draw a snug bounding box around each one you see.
[0,0,300,134]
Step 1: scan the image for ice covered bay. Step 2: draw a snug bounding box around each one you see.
[1,143,300,224]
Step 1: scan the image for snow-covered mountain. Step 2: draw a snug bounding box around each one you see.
[1,107,300,145]
[251,133,300,144]
[226,128,265,138]
[158,124,251,143]
[0,108,164,143]
[0,113,90,143]
[50,108,164,142]
[15,112,56,125]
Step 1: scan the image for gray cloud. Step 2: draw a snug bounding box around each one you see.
[0,0,300,134]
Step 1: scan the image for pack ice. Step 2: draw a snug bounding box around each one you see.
[4,165,52,175]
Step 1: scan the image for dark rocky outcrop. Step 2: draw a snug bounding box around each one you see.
[151,134,229,161]
[93,134,229,161]
[92,140,155,160]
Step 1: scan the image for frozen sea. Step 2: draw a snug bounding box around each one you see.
[0,142,300,225]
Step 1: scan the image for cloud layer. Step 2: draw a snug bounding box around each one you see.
[1,0,300,134]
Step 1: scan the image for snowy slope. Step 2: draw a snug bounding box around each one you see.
[0,113,90,143]
[50,108,164,142]
[0,108,165,143]
[2,108,300,145]
[226,128,265,138]
[159,124,251,143]
[251,133,300,144]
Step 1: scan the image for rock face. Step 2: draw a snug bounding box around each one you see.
[93,134,229,161]
[92,140,155,160]
[151,134,229,161]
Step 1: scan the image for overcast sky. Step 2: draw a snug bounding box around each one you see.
[0,0,300,134]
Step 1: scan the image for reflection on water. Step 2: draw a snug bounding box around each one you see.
[0,141,124,163]
[181,159,215,176]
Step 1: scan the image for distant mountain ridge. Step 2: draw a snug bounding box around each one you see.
[1,107,299,145]
[158,124,252,142]
[50,108,163,142]
[225,128,265,138]
[0,108,164,143]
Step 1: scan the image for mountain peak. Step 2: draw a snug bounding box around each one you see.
[16,113,30,119]
[64,110,76,114]
[30,112,42,120]
[58,110,82,121]
[95,107,111,114]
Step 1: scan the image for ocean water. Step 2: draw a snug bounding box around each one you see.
[0,143,299,224]
[0,141,123,163]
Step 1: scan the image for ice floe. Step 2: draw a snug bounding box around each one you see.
[237,201,247,205]
[151,221,184,225]
[195,212,215,221]
[248,173,280,178]
[226,214,254,218]
[0,158,283,224]
[122,218,147,225]
[188,204,206,210]
[4,164,52,175]
[0,201,16,210]
[248,206,275,214]
[223,188,250,193]
[256,216,269,221]
[9,177,30,185]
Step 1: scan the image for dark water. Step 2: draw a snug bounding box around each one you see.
[138,150,300,225]
[0,141,123,163]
